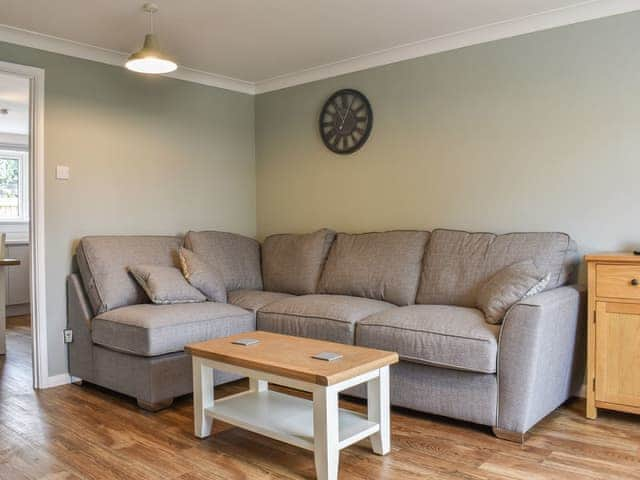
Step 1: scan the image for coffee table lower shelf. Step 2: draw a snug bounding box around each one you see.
[206,389,379,451]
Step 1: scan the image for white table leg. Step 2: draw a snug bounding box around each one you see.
[193,357,214,438]
[0,267,6,355]
[368,366,390,455]
[313,387,339,480]
[249,378,268,392]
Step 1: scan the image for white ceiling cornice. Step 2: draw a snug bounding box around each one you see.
[254,0,640,93]
[0,23,256,94]
[0,0,638,96]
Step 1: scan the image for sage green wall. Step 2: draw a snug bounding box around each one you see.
[2,10,639,381]
[255,12,640,259]
[0,42,256,377]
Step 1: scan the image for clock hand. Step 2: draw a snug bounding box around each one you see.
[339,97,355,130]
[334,104,345,123]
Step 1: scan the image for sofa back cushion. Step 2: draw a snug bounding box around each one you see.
[184,230,262,292]
[318,230,430,306]
[262,229,336,295]
[76,235,183,314]
[416,229,578,307]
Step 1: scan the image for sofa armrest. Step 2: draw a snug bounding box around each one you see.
[497,285,586,434]
[68,273,93,326]
[67,273,95,381]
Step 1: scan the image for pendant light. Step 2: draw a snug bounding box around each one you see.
[126,3,177,74]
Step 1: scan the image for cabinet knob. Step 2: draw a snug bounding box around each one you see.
[631,278,639,286]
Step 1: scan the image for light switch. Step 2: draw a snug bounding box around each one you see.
[56,165,70,180]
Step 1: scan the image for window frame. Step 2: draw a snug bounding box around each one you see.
[0,148,29,224]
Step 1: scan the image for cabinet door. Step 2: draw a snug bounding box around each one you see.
[595,301,640,407]
[6,245,30,305]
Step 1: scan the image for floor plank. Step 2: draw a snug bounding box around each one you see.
[1,319,639,479]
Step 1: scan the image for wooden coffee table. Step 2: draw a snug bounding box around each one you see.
[185,331,398,480]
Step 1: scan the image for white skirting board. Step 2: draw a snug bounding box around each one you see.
[41,370,589,399]
[45,373,73,388]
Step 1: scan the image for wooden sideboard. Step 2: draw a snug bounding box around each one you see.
[586,253,640,419]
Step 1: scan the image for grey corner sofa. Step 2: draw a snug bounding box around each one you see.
[67,228,585,441]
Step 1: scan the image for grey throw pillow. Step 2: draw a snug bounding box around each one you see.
[477,260,550,324]
[128,264,206,305]
[178,247,227,303]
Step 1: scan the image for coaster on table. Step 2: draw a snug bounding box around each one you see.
[232,338,260,346]
[312,352,343,362]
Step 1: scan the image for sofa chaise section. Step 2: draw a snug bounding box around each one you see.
[68,235,256,411]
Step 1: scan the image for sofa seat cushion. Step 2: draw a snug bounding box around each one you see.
[92,303,255,357]
[258,294,395,344]
[228,289,294,313]
[356,305,500,373]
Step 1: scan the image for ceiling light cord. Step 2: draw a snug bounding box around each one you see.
[148,8,154,35]
[125,2,177,74]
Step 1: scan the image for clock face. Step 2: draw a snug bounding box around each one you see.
[319,89,372,154]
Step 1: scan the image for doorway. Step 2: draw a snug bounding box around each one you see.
[0,71,32,391]
[0,60,46,390]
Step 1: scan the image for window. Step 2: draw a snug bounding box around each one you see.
[0,149,28,222]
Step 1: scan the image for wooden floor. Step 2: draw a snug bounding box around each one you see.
[1,320,639,479]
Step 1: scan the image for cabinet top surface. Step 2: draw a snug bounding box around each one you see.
[585,253,640,263]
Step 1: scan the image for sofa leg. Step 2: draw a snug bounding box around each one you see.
[137,398,174,412]
[492,427,530,444]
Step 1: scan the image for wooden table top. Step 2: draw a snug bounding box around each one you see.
[185,331,399,386]
[0,258,19,266]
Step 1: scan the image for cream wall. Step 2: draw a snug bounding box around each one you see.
[0,41,256,377]
[255,12,640,259]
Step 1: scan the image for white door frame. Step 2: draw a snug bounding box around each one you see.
[0,60,47,389]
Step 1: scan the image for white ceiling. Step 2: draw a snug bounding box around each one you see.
[0,0,637,93]
[0,72,29,135]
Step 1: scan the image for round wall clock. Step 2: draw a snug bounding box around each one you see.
[319,89,373,154]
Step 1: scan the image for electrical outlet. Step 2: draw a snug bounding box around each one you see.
[63,329,73,343]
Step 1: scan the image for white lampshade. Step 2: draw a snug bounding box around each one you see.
[126,33,177,74]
